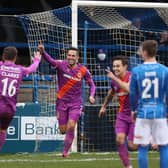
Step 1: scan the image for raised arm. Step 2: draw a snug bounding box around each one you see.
[38,42,57,67]
[105,69,130,92]
[22,51,41,75]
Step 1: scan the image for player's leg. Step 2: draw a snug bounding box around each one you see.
[134,118,151,168]
[0,113,13,150]
[56,100,68,134]
[152,119,168,168]
[159,145,168,168]
[150,136,158,151]
[115,118,132,168]
[56,99,70,156]
[0,129,7,150]
[138,145,149,168]
[63,119,77,157]
[62,105,82,157]
[127,121,137,151]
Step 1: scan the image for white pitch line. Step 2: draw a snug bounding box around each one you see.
[0,158,113,163]
[0,157,159,163]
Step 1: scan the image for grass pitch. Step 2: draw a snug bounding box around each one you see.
[0,151,159,168]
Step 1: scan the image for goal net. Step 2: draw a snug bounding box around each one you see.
[18,8,72,151]
[18,1,168,152]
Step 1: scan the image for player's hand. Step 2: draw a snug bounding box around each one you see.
[105,69,115,79]
[38,41,45,54]
[89,96,95,104]
[33,51,41,61]
[98,106,106,118]
[131,111,137,122]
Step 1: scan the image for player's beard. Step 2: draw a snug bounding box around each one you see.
[68,59,77,67]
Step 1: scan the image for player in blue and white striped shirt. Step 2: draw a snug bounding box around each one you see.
[130,40,168,168]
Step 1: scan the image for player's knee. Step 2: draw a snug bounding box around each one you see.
[67,125,75,132]
[116,136,125,145]
[128,142,138,151]
[59,126,66,134]
[60,130,66,134]
[0,129,6,133]
[67,120,76,131]
[151,143,158,150]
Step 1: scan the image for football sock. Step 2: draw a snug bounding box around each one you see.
[63,129,74,154]
[159,145,168,168]
[0,131,6,150]
[138,145,149,168]
[117,143,130,167]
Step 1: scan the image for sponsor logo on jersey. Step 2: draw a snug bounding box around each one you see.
[63,73,81,81]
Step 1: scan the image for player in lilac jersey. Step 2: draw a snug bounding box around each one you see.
[0,46,41,150]
[99,56,137,168]
[38,42,96,157]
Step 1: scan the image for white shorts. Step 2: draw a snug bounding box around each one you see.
[134,118,168,145]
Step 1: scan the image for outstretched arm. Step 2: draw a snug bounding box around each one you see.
[38,41,57,67]
[23,51,41,75]
[106,69,129,92]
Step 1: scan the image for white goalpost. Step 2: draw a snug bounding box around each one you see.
[71,0,168,48]
[71,0,168,153]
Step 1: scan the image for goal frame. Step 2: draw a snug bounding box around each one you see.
[72,0,168,48]
[71,0,168,152]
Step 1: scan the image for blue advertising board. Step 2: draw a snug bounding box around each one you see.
[1,103,64,153]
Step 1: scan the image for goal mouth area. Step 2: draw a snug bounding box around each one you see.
[16,1,168,153]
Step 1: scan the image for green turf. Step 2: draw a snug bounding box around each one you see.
[0,152,160,168]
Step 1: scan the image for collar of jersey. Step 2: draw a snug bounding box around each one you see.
[143,61,157,64]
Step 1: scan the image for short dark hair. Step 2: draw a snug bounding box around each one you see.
[112,55,128,66]
[141,40,158,57]
[2,46,18,61]
[67,47,79,56]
